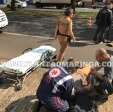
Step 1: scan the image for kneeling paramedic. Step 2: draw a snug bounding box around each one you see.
[36,65,93,112]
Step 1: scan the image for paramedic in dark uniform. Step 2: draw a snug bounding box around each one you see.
[36,65,94,112]
[93,2,112,43]
[37,66,75,112]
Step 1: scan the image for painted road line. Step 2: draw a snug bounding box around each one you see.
[4,32,92,43]
[4,32,54,39]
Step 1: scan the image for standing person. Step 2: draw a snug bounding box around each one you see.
[93,2,113,44]
[54,8,75,61]
[110,0,113,38]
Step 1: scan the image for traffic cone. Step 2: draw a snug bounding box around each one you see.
[88,16,93,28]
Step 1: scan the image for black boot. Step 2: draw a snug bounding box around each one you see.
[37,101,42,112]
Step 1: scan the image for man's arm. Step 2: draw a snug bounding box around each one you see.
[107,9,112,26]
[70,79,92,96]
[68,20,75,40]
[90,61,103,74]
[54,20,59,39]
[104,66,113,83]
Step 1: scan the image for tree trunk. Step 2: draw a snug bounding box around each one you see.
[11,0,16,11]
[71,0,76,13]
[92,0,95,5]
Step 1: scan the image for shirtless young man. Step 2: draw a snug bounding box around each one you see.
[54,8,75,61]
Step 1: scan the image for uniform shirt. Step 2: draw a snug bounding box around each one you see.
[96,7,112,27]
[37,66,76,105]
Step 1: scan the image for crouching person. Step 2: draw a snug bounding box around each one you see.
[36,64,96,112]
[92,48,113,96]
[36,66,76,112]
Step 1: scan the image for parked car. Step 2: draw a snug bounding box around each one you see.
[7,0,27,8]
[0,10,8,33]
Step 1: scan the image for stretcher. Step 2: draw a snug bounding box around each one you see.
[0,45,56,90]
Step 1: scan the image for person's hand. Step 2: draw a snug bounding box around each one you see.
[82,80,88,86]
[81,77,88,86]
[73,36,76,40]
[89,68,95,75]
[54,36,57,40]
[70,37,76,43]
[109,79,112,84]
[103,78,112,84]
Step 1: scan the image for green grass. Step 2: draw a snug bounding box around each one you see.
[3,8,63,17]
[2,8,97,19]
[77,12,97,19]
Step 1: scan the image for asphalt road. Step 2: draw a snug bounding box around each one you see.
[5,14,97,40]
[4,8,113,41]
[1,32,113,62]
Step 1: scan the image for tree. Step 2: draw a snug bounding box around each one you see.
[92,0,95,5]
[71,0,76,13]
[11,0,16,11]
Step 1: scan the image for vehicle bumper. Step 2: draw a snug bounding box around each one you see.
[0,20,8,28]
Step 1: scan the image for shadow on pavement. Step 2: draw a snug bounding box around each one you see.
[0,79,14,89]
[37,38,54,44]
[5,93,108,112]
[6,94,54,112]
[6,95,38,112]
[76,28,95,41]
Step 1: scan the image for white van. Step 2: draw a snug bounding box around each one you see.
[0,10,8,33]
[7,0,27,8]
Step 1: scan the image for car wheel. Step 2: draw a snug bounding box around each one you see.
[81,2,85,7]
[0,30,3,33]
[22,48,33,54]
[7,4,11,8]
[35,2,42,8]
[15,83,22,91]
[56,5,63,9]
[18,5,21,8]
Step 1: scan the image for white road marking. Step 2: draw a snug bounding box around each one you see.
[4,32,54,39]
[9,21,40,25]
[3,32,91,43]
